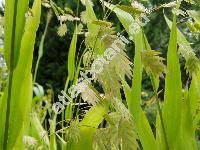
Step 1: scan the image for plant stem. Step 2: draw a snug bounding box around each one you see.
[152,81,169,150]
[33,11,51,83]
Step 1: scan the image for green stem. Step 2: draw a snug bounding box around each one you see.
[152,79,169,150]
[33,11,51,83]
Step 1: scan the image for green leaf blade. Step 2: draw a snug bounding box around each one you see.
[68,26,78,81]
[162,15,182,149]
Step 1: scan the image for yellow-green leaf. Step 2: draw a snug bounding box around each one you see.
[68,26,78,81]
[162,15,182,149]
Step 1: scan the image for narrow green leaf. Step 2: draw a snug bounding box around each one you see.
[162,15,182,149]
[130,28,156,150]
[165,15,199,67]
[68,26,78,81]
[4,0,29,68]
[0,0,41,149]
[85,0,99,33]
[165,14,200,129]
[175,87,198,150]
[189,75,200,119]
[50,115,57,150]
[34,11,52,83]
[0,85,8,148]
